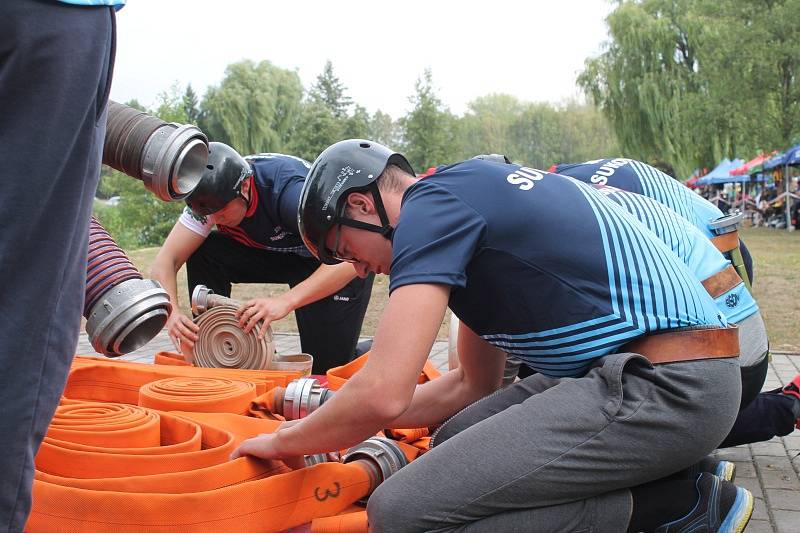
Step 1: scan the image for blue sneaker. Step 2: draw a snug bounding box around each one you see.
[655,473,753,533]
[687,456,736,482]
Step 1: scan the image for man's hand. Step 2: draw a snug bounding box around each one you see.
[235,297,292,339]
[230,433,306,470]
[166,311,199,353]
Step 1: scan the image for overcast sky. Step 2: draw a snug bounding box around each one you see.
[110,0,613,118]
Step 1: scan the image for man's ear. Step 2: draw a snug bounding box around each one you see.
[241,176,252,197]
[346,192,374,215]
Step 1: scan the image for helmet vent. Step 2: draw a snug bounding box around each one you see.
[206,165,214,170]
[359,142,370,148]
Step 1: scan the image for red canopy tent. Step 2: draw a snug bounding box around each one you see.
[730,152,777,175]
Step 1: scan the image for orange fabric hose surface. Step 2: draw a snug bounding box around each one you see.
[29,405,376,532]
[65,359,294,404]
[29,462,374,532]
[154,351,192,366]
[139,377,257,414]
[311,510,368,533]
[326,352,441,391]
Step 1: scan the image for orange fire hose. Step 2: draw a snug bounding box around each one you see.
[326,352,441,391]
[311,510,369,532]
[29,401,377,532]
[139,377,257,414]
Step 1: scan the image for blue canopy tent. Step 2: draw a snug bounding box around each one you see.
[762,143,800,229]
[696,158,745,185]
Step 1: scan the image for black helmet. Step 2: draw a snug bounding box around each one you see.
[185,142,253,216]
[472,153,513,164]
[298,139,414,265]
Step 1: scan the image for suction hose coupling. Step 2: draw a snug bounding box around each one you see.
[103,100,208,201]
[84,217,171,356]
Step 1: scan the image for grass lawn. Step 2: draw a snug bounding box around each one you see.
[125,225,800,349]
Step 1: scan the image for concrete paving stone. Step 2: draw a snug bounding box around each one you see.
[744,519,775,533]
[764,488,800,511]
[772,510,800,533]
[753,442,794,457]
[716,446,757,461]
[734,460,758,478]
[755,457,800,490]
[783,435,800,452]
[750,497,769,522]
[737,476,766,501]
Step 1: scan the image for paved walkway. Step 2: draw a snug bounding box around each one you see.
[75,331,800,532]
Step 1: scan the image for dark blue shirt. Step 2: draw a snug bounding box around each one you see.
[390,159,725,377]
[181,153,312,256]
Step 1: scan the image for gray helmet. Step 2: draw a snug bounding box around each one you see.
[298,139,414,265]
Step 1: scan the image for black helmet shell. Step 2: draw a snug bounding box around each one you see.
[298,139,414,264]
[472,153,513,164]
[186,142,253,216]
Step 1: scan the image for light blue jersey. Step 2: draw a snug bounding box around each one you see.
[594,184,758,324]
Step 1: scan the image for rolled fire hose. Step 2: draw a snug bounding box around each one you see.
[103,100,208,202]
[84,217,172,356]
[192,304,275,370]
[190,285,278,370]
[138,377,257,415]
[31,399,380,532]
[271,378,334,421]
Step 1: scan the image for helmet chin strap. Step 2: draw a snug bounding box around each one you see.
[337,182,394,240]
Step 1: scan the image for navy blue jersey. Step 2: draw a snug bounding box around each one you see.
[555,158,723,238]
[390,159,725,378]
[596,186,757,324]
[184,153,312,256]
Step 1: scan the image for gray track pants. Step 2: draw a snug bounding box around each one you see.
[367,353,741,532]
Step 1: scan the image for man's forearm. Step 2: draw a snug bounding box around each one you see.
[386,369,486,429]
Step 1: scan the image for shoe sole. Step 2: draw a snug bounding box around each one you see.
[715,460,737,483]
[719,487,754,533]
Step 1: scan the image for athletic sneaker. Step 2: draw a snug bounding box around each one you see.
[685,456,736,482]
[780,374,800,429]
[654,473,753,533]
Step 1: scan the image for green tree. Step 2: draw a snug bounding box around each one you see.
[580,0,800,177]
[183,83,200,124]
[310,60,352,119]
[290,98,342,162]
[400,69,461,171]
[201,60,303,154]
[342,104,370,139]
[369,110,397,147]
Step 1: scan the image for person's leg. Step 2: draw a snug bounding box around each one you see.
[368,354,742,532]
[185,233,317,299]
[294,273,375,373]
[720,381,800,448]
[0,2,115,530]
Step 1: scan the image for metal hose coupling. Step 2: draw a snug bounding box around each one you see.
[190,284,239,316]
[103,100,208,201]
[84,218,172,356]
[342,437,409,496]
[279,378,334,421]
